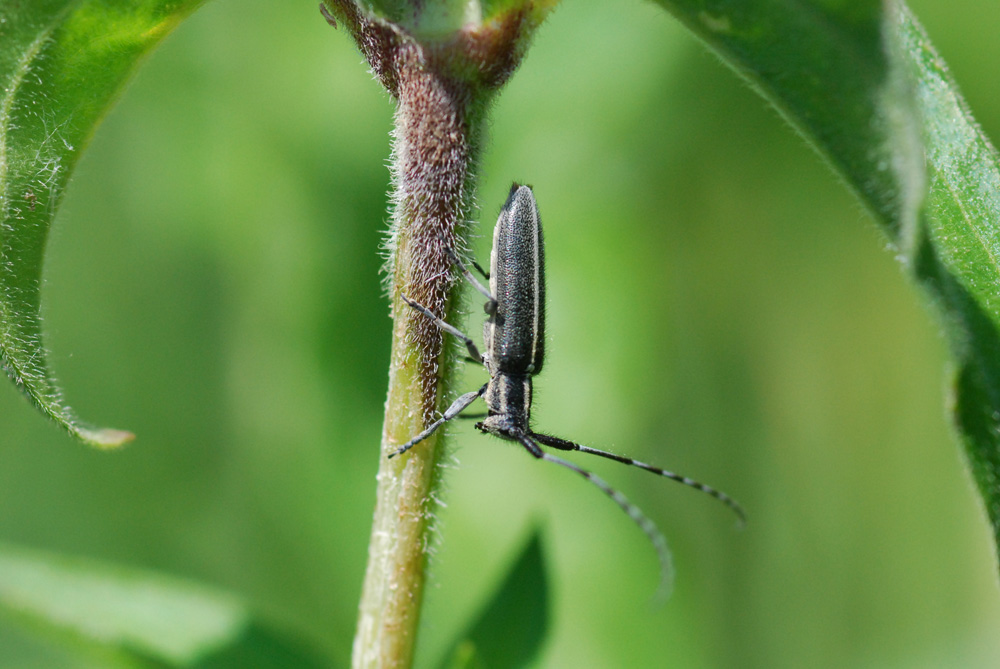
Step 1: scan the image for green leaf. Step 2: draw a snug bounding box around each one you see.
[0,0,205,448]
[652,0,1000,562]
[0,543,327,668]
[439,530,549,669]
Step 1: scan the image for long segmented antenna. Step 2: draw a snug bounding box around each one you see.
[531,432,746,527]
[516,432,675,597]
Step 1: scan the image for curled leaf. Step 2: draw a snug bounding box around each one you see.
[654,0,1000,562]
[0,0,203,447]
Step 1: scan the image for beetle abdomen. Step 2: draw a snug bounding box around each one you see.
[487,183,546,374]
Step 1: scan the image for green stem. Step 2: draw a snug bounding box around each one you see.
[322,2,547,663]
[351,41,487,669]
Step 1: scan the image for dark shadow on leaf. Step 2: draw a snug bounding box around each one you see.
[439,529,549,669]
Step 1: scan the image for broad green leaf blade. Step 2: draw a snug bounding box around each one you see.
[0,543,327,668]
[653,0,1000,561]
[440,530,548,669]
[0,0,204,448]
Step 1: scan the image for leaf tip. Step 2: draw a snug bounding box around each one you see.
[80,427,136,449]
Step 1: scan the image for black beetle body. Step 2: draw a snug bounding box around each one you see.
[480,185,544,442]
[393,183,743,591]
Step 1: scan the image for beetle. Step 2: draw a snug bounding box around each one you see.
[392,183,744,588]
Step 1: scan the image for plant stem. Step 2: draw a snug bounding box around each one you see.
[351,40,487,669]
[322,2,546,663]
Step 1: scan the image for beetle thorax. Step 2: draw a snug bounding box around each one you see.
[480,373,532,436]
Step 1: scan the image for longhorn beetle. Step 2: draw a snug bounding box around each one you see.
[392,183,745,589]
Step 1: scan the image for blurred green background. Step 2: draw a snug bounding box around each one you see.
[3,0,1000,666]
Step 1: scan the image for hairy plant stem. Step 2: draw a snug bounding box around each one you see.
[351,43,489,669]
[322,2,543,664]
